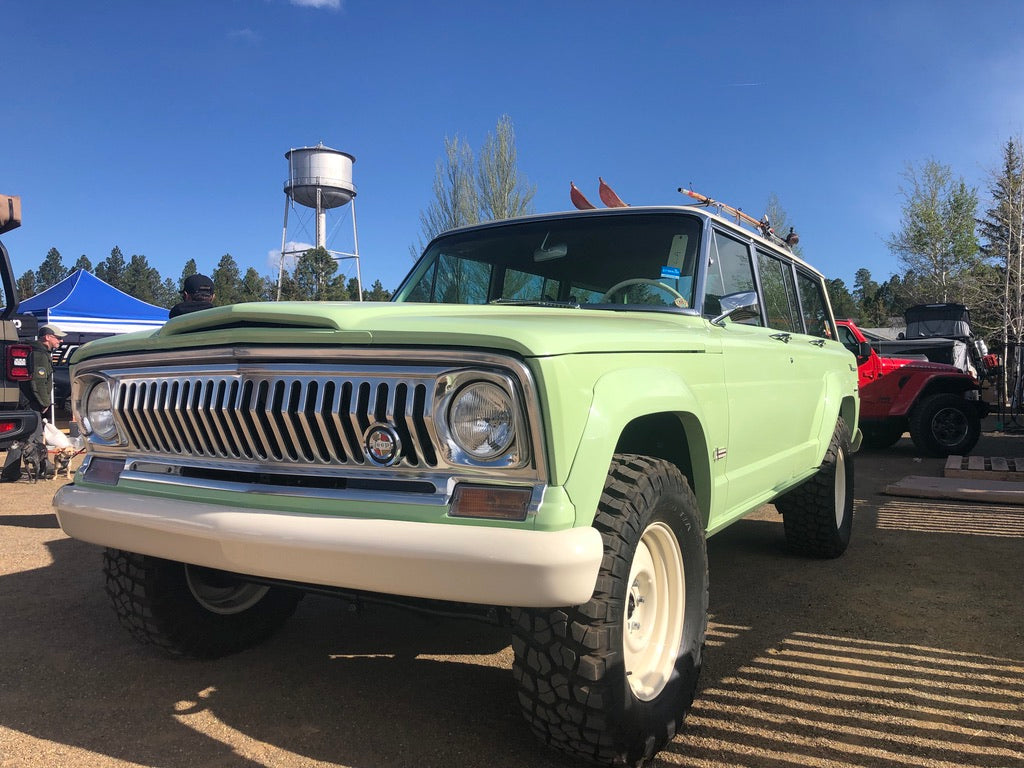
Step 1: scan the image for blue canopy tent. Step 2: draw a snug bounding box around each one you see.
[19,269,167,335]
[19,270,168,412]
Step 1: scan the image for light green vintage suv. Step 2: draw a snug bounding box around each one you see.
[54,203,860,767]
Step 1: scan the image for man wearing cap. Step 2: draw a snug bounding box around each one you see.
[20,323,65,416]
[169,273,216,318]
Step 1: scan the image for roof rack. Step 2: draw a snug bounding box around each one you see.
[678,188,798,251]
[567,179,800,252]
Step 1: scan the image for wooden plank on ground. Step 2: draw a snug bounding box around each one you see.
[943,455,1023,481]
[885,475,1024,504]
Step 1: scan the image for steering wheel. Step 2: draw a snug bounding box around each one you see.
[601,278,686,304]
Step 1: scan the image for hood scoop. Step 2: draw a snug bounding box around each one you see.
[158,305,344,337]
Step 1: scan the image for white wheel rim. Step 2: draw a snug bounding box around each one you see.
[185,565,270,615]
[623,521,685,701]
[834,448,847,528]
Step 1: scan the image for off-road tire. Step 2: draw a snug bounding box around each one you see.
[860,422,905,450]
[908,392,981,457]
[103,549,302,658]
[774,418,854,558]
[511,454,708,767]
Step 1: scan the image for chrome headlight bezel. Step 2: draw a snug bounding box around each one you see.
[436,371,529,468]
[81,377,119,443]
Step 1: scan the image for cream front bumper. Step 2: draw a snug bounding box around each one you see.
[53,485,603,607]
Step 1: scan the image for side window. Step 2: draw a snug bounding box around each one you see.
[836,324,862,355]
[756,250,800,332]
[705,231,759,324]
[795,270,835,339]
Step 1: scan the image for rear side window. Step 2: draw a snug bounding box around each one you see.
[795,270,834,339]
[756,250,800,333]
[705,231,758,324]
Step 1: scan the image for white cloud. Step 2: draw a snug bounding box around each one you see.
[227,28,261,44]
[268,241,315,272]
[289,0,342,9]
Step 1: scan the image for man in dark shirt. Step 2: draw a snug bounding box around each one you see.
[21,323,64,415]
[169,273,216,318]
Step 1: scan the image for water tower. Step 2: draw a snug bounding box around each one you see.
[278,143,362,299]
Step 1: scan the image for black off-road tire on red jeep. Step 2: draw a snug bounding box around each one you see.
[860,422,906,450]
[103,549,303,659]
[774,418,854,558]
[908,392,981,457]
[511,454,708,767]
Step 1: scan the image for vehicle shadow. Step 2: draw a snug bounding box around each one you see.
[664,437,1024,767]
[0,535,583,768]
[1,435,1022,768]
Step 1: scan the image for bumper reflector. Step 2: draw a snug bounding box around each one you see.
[450,485,532,521]
[83,457,126,486]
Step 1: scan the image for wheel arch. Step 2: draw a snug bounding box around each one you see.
[891,373,976,416]
[562,367,714,530]
[839,394,860,449]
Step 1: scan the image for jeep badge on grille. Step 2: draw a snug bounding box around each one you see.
[364,424,401,466]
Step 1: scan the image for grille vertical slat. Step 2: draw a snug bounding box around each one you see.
[134,382,159,452]
[162,381,187,454]
[244,380,272,461]
[109,370,444,469]
[147,383,171,453]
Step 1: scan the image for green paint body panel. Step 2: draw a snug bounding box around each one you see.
[61,207,860,579]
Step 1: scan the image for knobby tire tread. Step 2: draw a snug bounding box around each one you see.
[103,549,301,659]
[774,418,853,559]
[511,454,707,767]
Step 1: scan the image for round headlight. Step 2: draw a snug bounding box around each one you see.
[84,382,118,440]
[448,382,515,459]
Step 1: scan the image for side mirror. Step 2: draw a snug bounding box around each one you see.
[858,341,873,359]
[711,291,760,326]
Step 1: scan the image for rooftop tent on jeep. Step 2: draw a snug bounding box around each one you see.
[904,303,974,340]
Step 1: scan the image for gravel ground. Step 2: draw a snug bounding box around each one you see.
[1,424,1022,768]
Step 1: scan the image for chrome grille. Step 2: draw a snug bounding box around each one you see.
[114,373,438,468]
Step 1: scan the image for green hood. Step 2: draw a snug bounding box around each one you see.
[72,301,709,364]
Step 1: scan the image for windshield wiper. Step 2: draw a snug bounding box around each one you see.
[489,299,581,309]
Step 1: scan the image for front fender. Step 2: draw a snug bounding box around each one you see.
[562,366,723,528]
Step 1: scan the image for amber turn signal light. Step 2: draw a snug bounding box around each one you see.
[450,485,532,521]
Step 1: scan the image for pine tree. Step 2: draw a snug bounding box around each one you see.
[363,279,392,301]
[212,253,241,305]
[121,254,161,303]
[36,247,68,291]
[15,269,35,300]
[156,278,179,308]
[73,255,92,273]
[95,246,127,289]
[239,267,270,303]
[178,258,198,292]
[293,247,345,301]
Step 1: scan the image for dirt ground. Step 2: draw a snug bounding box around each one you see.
[1,423,1022,768]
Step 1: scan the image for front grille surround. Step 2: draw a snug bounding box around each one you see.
[72,347,543,483]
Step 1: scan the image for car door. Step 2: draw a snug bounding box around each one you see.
[703,230,804,515]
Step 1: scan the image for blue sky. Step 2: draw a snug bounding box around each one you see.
[4,0,1024,297]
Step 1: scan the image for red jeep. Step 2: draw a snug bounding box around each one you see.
[836,320,987,456]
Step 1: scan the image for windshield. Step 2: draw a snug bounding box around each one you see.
[396,212,702,310]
